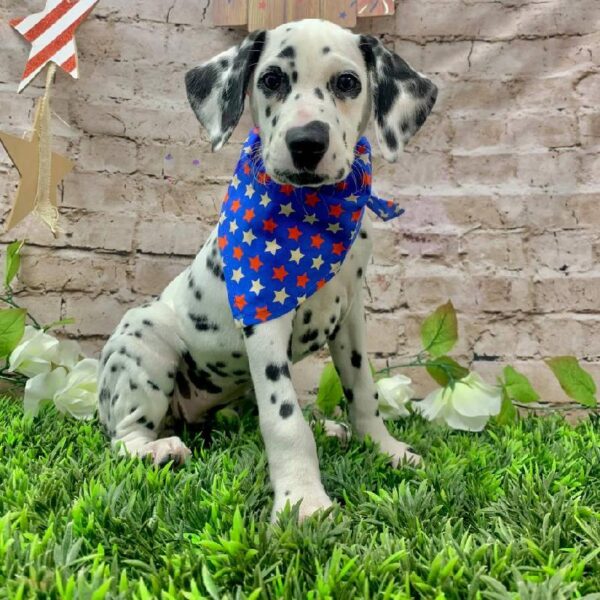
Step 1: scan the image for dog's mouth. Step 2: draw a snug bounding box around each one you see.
[272,170,327,187]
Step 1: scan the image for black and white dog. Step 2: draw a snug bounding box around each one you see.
[98,19,437,521]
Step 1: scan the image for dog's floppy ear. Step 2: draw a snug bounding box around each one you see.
[359,35,438,162]
[185,30,266,151]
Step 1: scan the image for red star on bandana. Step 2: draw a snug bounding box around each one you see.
[288,226,302,241]
[255,306,271,321]
[272,265,288,282]
[249,255,264,272]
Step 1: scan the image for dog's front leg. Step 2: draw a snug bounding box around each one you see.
[243,313,333,521]
[328,292,421,466]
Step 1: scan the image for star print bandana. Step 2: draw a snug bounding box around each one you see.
[218,128,404,327]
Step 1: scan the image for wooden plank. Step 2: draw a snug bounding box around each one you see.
[213,0,248,27]
[356,0,395,18]
[248,0,286,30]
[286,0,321,21]
[321,0,357,27]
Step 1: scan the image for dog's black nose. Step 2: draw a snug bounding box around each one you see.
[285,121,330,171]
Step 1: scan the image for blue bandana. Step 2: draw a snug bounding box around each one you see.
[218,129,404,327]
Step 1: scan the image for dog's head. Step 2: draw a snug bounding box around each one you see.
[185,19,437,186]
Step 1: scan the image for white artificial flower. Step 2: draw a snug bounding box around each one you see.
[23,367,67,417]
[54,338,83,368]
[53,358,99,420]
[376,374,414,419]
[414,372,501,432]
[9,325,59,377]
[23,358,99,420]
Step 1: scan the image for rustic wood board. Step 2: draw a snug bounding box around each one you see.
[321,0,357,27]
[248,0,286,29]
[356,0,395,18]
[286,0,321,21]
[213,0,248,26]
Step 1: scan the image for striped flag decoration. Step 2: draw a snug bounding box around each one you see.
[10,0,99,93]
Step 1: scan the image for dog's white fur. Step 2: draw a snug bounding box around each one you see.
[98,19,437,521]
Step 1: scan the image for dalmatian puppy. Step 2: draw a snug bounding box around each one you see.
[98,19,437,521]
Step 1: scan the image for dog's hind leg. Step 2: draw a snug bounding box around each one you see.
[98,301,191,466]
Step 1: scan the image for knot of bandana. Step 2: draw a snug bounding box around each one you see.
[218,128,404,327]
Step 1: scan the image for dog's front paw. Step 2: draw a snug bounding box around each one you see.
[378,438,422,468]
[271,485,333,523]
[140,436,192,467]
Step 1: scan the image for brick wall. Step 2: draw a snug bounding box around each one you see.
[0,0,598,403]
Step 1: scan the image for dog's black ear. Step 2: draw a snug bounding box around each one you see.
[185,30,266,151]
[359,35,438,162]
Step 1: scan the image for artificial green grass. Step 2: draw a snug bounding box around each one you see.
[1,395,599,599]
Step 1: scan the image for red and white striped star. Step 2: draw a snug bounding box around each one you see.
[10,0,99,93]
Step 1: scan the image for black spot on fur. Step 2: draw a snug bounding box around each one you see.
[335,296,340,303]
[183,351,222,394]
[384,127,398,150]
[272,115,278,127]
[232,369,246,376]
[328,325,340,341]
[99,387,110,404]
[232,351,243,358]
[145,420,155,430]
[243,325,255,337]
[329,315,336,324]
[130,380,138,391]
[188,313,219,332]
[309,342,320,352]
[137,416,147,425]
[194,289,202,301]
[147,380,160,391]
[294,93,301,100]
[110,364,119,373]
[303,310,312,325]
[375,409,380,417]
[351,351,362,369]
[142,319,153,326]
[360,230,368,239]
[207,362,228,378]
[357,267,363,278]
[134,330,142,338]
[270,393,277,404]
[176,371,192,400]
[322,46,330,54]
[278,45,295,59]
[344,388,354,403]
[279,403,294,418]
[167,371,175,379]
[314,87,324,100]
[266,106,271,118]
[265,363,291,381]
[300,329,319,344]
[206,256,225,281]
[374,392,379,400]
[287,334,293,361]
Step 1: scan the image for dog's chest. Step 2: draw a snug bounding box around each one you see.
[161,219,373,422]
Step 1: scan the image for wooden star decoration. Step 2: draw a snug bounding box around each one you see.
[0,126,73,231]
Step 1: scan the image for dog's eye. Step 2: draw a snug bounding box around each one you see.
[335,73,361,95]
[261,71,283,91]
